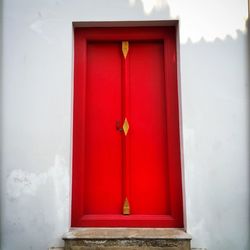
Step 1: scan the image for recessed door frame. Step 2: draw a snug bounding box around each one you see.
[71,21,185,228]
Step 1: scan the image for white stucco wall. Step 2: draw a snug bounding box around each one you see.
[0,0,249,250]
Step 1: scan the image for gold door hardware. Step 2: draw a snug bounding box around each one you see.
[123,118,129,136]
[123,197,130,215]
[116,119,129,135]
[122,41,129,59]
[116,120,123,132]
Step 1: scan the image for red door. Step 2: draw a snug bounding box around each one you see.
[72,26,183,227]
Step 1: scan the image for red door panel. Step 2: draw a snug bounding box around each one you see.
[72,26,183,228]
[129,42,169,215]
[85,42,122,214]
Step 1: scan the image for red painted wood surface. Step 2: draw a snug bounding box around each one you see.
[129,42,169,215]
[72,26,183,227]
[85,42,122,214]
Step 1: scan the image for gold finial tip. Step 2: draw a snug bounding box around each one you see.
[122,41,129,59]
[123,197,130,215]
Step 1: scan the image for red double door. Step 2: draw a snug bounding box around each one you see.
[72,27,183,227]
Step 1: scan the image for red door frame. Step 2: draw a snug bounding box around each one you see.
[72,25,183,227]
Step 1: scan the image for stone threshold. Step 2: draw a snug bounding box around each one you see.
[63,228,191,240]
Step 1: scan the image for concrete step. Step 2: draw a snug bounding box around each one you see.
[63,228,191,250]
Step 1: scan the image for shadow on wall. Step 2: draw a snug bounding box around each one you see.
[247,15,250,250]
[181,28,250,250]
[128,0,169,15]
[0,0,3,248]
[129,0,246,43]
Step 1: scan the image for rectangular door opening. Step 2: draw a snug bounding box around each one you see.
[72,25,183,227]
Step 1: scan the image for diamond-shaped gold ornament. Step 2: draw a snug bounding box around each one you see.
[123,118,129,136]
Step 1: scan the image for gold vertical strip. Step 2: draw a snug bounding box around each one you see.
[122,41,129,59]
[123,197,130,215]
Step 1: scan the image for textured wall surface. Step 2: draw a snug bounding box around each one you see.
[0,0,249,250]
